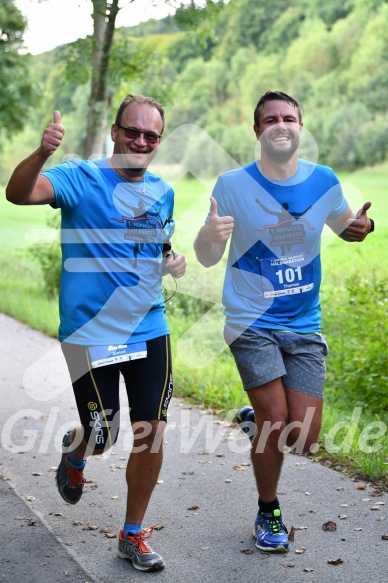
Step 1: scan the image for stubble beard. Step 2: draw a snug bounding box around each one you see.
[260,133,300,163]
[111,152,150,179]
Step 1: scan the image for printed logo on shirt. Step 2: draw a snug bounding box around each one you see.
[232,197,316,297]
[111,195,165,243]
[254,199,315,256]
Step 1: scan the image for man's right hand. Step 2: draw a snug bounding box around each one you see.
[201,196,234,242]
[5,110,62,204]
[40,110,65,156]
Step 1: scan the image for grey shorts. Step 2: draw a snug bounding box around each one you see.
[224,325,328,398]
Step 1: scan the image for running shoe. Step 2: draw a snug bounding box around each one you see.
[56,429,86,505]
[253,508,289,552]
[118,526,165,571]
[235,406,256,441]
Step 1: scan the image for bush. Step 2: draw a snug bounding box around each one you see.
[323,276,388,413]
[28,213,61,297]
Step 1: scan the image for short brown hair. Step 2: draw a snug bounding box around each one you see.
[254,91,302,126]
[115,94,165,133]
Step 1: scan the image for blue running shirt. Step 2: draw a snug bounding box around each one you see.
[43,158,175,345]
[212,160,348,333]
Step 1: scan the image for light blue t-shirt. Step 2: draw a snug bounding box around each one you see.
[43,158,175,345]
[212,160,348,333]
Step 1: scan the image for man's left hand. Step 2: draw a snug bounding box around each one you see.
[165,252,186,278]
[345,201,373,241]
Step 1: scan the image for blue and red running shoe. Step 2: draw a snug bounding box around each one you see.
[56,429,86,505]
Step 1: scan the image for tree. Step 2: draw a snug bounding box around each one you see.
[84,0,226,157]
[83,0,119,157]
[33,0,226,157]
[0,0,34,135]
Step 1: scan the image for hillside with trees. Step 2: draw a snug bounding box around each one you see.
[1,0,387,181]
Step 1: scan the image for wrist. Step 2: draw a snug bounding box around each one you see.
[200,224,216,243]
[37,145,54,160]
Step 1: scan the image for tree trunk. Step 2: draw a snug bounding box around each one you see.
[82,0,120,158]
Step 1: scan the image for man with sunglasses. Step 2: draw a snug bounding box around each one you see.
[6,94,186,572]
[194,90,373,554]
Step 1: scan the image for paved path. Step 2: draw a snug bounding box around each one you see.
[0,313,387,583]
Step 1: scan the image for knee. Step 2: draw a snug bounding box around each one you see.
[132,420,166,449]
[284,422,321,454]
[254,417,288,452]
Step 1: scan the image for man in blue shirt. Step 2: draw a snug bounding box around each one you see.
[194,90,373,553]
[6,94,186,571]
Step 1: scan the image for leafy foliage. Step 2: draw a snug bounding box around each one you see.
[28,213,61,297]
[0,0,34,135]
[3,0,388,172]
[323,277,388,413]
[174,0,224,45]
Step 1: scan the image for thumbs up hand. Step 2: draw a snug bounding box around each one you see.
[40,110,65,156]
[209,196,219,218]
[202,196,234,242]
[345,201,373,241]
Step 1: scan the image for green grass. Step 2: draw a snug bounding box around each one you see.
[0,253,58,336]
[1,167,387,484]
[1,199,52,249]
[313,405,388,482]
[0,197,59,335]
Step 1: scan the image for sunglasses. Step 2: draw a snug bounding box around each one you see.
[115,123,162,145]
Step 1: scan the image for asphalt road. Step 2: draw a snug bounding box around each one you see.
[0,313,387,583]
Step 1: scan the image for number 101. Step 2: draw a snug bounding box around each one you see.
[275,266,302,284]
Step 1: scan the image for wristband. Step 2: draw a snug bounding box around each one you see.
[369,218,374,233]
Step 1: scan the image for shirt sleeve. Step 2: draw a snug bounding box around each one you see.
[42,159,87,209]
[325,171,348,219]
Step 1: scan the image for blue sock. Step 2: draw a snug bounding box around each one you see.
[68,450,86,469]
[123,522,142,536]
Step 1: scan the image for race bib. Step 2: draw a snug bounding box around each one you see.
[260,254,314,298]
[88,342,147,369]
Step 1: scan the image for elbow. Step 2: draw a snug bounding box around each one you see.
[193,247,216,268]
[195,254,219,268]
[199,258,217,268]
[5,187,15,204]
[5,185,20,205]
